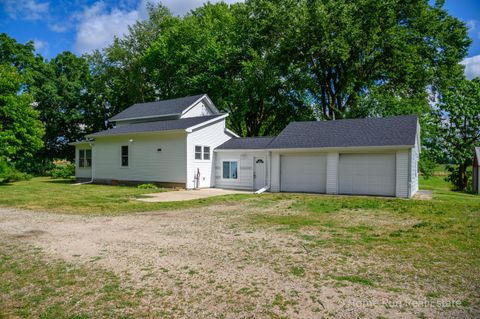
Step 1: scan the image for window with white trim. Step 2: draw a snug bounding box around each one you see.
[195,145,202,160]
[194,145,210,160]
[121,145,129,167]
[78,149,91,168]
[203,146,210,160]
[222,161,238,179]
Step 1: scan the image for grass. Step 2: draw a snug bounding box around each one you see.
[248,176,480,301]
[0,175,478,317]
[0,242,146,318]
[0,177,250,215]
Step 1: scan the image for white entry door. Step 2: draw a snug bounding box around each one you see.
[254,157,266,190]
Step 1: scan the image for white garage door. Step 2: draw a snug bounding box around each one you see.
[339,153,396,196]
[280,153,326,193]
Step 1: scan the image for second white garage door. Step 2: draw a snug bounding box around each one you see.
[280,153,327,193]
[338,153,396,196]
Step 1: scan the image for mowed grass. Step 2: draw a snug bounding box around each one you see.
[0,177,250,215]
[0,242,147,318]
[247,176,480,303]
[0,175,479,316]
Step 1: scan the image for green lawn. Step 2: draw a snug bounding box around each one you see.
[0,176,479,317]
[0,177,250,215]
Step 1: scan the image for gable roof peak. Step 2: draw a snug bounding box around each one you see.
[109,94,215,122]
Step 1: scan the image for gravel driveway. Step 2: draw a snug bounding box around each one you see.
[0,206,473,318]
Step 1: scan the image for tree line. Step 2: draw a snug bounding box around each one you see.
[0,0,479,190]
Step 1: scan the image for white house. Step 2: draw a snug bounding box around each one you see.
[72,94,420,198]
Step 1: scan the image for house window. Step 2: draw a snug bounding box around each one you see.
[85,149,92,167]
[222,161,238,179]
[203,146,210,160]
[195,146,202,160]
[79,149,91,168]
[194,145,210,160]
[121,145,129,167]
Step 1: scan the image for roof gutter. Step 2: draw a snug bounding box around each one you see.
[86,129,186,139]
[266,145,415,152]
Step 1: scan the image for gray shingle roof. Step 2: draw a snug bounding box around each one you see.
[88,115,224,137]
[216,137,275,150]
[110,94,205,121]
[267,115,418,149]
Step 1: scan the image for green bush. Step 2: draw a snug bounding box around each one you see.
[49,163,75,179]
[137,183,157,190]
[0,160,32,183]
[419,156,437,179]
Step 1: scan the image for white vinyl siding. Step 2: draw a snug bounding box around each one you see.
[181,101,214,118]
[326,152,339,194]
[215,151,269,190]
[339,153,396,196]
[280,153,327,193]
[93,132,187,183]
[186,118,231,188]
[395,150,409,198]
[409,132,420,197]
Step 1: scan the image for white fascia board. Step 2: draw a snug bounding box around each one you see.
[225,128,239,138]
[86,129,186,139]
[185,114,229,132]
[181,94,220,115]
[267,145,414,153]
[214,149,267,152]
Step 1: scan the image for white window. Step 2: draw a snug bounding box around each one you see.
[222,161,238,179]
[194,145,210,160]
[79,149,91,168]
[195,146,202,160]
[203,146,210,160]
[121,145,129,167]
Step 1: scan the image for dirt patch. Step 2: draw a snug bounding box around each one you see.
[0,206,475,318]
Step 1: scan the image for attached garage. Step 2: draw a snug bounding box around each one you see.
[280,153,326,193]
[338,153,396,196]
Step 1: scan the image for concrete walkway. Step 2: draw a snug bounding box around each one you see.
[137,188,251,202]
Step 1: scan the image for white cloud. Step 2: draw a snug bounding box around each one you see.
[466,20,477,31]
[48,23,70,33]
[461,55,480,80]
[3,0,49,21]
[74,1,140,54]
[33,39,49,55]
[73,0,242,54]
[159,0,241,16]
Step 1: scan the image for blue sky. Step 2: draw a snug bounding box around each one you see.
[1,0,479,78]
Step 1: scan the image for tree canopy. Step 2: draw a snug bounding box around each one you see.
[0,0,476,190]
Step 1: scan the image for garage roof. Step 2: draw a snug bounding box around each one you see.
[217,137,275,150]
[267,115,418,149]
[109,94,206,122]
[88,114,225,137]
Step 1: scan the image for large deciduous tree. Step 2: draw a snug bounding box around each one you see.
[31,52,92,160]
[278,0,470,119]
[0,64,44,168]
[437,78,480,191]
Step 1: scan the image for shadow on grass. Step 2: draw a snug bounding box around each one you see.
[0,183,13,187]
[44,179,76,184]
